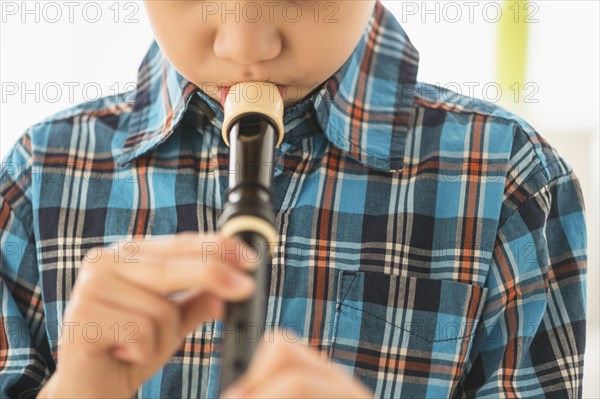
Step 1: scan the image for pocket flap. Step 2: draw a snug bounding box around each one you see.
[331,271,489,397]
[335,270,488,344]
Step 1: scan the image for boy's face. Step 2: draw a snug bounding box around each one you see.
[144,1,376,107]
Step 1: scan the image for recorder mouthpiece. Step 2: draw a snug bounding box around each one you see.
[221,82,285,147]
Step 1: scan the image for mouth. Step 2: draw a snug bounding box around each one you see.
[219,83,286,106]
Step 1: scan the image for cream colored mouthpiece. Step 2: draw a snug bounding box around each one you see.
[221,81,284,147]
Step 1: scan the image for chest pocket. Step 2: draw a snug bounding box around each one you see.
[330,271,488,399]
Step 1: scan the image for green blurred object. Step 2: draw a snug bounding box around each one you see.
[496,0,529,108]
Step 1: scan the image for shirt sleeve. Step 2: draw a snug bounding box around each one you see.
[1,132,55,398]
[456,169,587,398]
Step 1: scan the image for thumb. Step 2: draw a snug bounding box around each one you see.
[178,291,225,337]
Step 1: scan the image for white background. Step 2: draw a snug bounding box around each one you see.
[1,1,598,396]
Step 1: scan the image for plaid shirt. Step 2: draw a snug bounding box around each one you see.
[0,2,587,398]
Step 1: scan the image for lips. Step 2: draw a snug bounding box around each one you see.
[219,83,286,106]
[219,86,230,105]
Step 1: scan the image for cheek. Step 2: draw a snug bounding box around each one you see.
[145,9,214,77]
[157,31,212,82]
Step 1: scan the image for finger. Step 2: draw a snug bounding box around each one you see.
[81,233,211,265]
[110,254,256,299]
[222,370,308,399]
[225,329,330,395]
[146,291,225,370]
[222,370,333,399]
[63,300,156,366]
[126,232,218,255]
[116,233,258,271]
[75,253,241,365]
[77,271,181,360]
[84,275,228,369]
[230,370,373,399]
[178,291,225,337]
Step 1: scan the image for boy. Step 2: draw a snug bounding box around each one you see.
[0,0,587,398]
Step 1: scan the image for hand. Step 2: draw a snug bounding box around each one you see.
[220,329,374,399]
[38,232,258,399]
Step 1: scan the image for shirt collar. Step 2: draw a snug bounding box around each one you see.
[116,0,419,171]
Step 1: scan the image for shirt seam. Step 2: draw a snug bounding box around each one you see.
[497,162,572,230]
[413,91,560,183]
[1,131,34,230]
[459,169,579,393]
[0,194,33,233]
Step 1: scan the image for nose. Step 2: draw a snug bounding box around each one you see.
[213,12,282,65]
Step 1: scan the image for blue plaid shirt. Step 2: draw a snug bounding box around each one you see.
[0,2,587,398]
